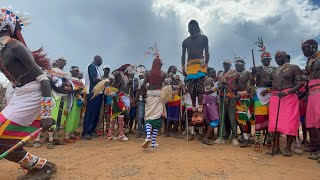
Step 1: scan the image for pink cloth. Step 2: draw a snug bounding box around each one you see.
[268,90,299,136]
[306,79,320,128]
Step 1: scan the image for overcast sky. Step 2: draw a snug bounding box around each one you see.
[1,0,320,83]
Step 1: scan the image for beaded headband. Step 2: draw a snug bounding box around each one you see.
[0,8,31,36]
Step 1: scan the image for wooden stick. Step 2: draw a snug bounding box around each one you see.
[0,128,42,160]
[272,78,283,157]
[251,49,256,68]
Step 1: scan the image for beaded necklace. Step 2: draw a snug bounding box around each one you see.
[0,37,30,88]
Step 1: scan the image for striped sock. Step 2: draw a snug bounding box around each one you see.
[152,129,158,145]
[118,117,125,136]
[267,132,273,144]
[48,132,54,142]
[254,131,261,144]
[35,132,41,141]
[146,123,152,140]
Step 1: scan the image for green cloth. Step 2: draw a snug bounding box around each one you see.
[145,117,163,129]
[52,96,67,129]
[65,98,82,132]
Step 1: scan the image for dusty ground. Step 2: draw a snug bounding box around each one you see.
[0,134,319,180]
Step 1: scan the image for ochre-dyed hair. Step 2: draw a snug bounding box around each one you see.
[149,57,162,85]
[14,21,51,71]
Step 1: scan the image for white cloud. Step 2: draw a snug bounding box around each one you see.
[151,0,320,68]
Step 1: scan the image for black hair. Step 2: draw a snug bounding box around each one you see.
[188,20,203,34]
[167,66,177,74]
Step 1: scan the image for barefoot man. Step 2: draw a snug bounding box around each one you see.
[0,8,57,179]
[182,20,209,124]
[268,51,302,156]
[301,39,320,160]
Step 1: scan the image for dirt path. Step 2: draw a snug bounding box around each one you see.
[0,135,319,180]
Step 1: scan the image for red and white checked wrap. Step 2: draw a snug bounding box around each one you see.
[41,97,53,119]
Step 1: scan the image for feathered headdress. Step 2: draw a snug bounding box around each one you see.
[144,43,160,58]
[232,51,245,65]
[0,7,51,71]
[255,37,271,60]
[0,8,31,36]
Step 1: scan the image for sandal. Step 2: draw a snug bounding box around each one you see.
[53,139,67,145]
[266,142,272,149]
[106,134,113,140]
[47,141,54,149]
[282,148,292,157]
[202,139,213,145]
[64,139,75,143]
[188,134,195,141]
[266,149,282,155]
[254,144,262,153]
[309,153,320,160]
[70,136,81,140]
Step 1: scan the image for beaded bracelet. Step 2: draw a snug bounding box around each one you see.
[41,97,53,119]
[267,88,271,93]
[284,90,289,95]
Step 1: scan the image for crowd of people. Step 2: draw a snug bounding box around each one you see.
[0,8,319,180]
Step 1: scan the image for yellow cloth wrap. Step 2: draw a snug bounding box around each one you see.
[254,106,269,115]
[169,94,181,103]
[186,59,207,75]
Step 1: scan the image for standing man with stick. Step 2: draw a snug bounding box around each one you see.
[268,51,302,156]
[215,60,239,145]
[251,38,275,152]
[181,20,209,124]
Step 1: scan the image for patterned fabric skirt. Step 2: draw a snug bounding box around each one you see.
[236,95,254,126]
[186,77,205,98]
[254,93,269,131]
[106,94,126,119]
[0,113,40,140]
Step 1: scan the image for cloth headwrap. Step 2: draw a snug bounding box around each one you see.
[70,66,79,72]
[223,60,231,65]
[103,65,110,69]
[261,52,271,60]
[275,50,287,58]
[149,57,162,85]
[235,59,245,65]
